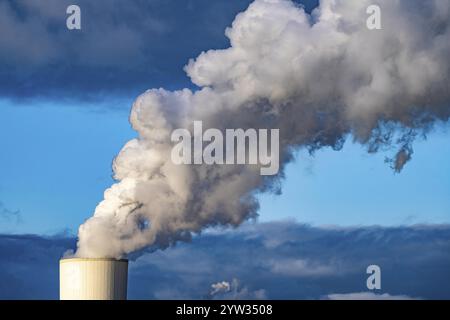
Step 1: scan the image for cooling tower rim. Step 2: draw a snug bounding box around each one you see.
[60,257,128,263]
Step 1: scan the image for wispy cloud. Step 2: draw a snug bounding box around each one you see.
[324,292,420,300]
[268,258,336,277]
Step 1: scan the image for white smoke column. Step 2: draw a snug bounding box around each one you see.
[76,0,450,258]
[210,281,231,296]
[209,279,267,299]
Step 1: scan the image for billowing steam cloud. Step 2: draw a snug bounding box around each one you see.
[75,0,450,258]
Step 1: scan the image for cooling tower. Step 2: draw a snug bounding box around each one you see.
[59,258,128,300]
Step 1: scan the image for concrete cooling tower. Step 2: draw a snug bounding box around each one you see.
[60,258,128,300]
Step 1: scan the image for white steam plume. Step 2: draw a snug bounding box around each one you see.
[209,279,267,299]
[210,281,231,296]
[75,0,450,258]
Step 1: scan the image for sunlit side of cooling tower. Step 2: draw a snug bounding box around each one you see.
[60,258,128,300]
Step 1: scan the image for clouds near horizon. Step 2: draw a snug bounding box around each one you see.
[0,222,449,299]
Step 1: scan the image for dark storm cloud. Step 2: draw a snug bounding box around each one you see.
[0,0,319,101]
[130,222,450,299]
[1,222,449,299]
[0,233,74,299]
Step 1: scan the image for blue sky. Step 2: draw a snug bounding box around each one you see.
[0,0,448,236]
[0,99,135,234]
[0,98,449,235]
[259,128,450,226]
[0,0,449,300]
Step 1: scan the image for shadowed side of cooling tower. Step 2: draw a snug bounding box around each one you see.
[59,258,128,300]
